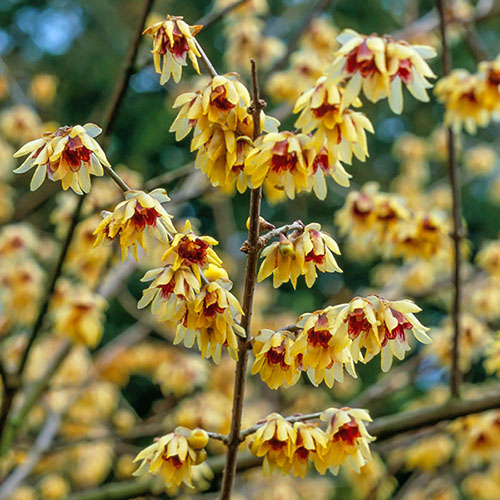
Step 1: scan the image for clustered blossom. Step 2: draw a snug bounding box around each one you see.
[52,285,108,348]
[326,29,436,113]
[170,74,278,194]
[142,15,202,84]
[248,408,374,477]
[134,427,209,487]
[435,55,500,134]
[335,182,452,262]
[257,223,342,289]
[94,189,175,260]
[138,221,244,363]
[252,295,429,390]
[13,123,109,193]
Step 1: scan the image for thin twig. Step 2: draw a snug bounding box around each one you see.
[436,0,464,399]
[219,59,265,500]
[196,0,249,27]
[193,39,218,79]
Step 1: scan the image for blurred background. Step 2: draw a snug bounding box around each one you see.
[2,0,500,499]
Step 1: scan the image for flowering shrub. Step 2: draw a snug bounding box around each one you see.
[3,1,500,500]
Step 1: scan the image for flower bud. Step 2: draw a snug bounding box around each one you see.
[188,428,209,450]
[278,234,295,257]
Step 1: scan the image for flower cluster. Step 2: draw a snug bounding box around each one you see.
[335,182,453,262]
[327,29,436,113]
[435,54,500,134]
[138,221,244,363]
[252,295,430,390]
[142,15,202,84]
[134,427,209,488]
[257,223,342,289]
[248,408,374,477]
[13,123,109,194]
[94,189,175,260]
[170,74,278,194]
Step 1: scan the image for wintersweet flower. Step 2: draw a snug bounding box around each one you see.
[478,55,500,117]
[191,124,253,193]
[170,74,252,139]
[257,223,342,289]
[251,329,300,389]
[162,220,223,282]
[327,29,436,113]
[287,422,328,477]
[52,286,107,348]
[435,69,490,134]
[133,427,208,487]
[142,15,202,84]
[292,307,356,387]
[137,265,201,323]
[317,407,374,474]
[374,295,431,371]
[248,413,296,476]
[13,123,109,193]
[175,279,244,363]
[294,76,374,166]
[476,240,500,280]
[93,189,175,260]
[332,297,381,363]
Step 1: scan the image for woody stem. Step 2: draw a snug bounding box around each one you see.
[219,59,264,500]
[436,0,464,399]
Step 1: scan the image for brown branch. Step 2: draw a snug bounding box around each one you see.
[436,0,465,399]
[193,38,218,79]
[219,59,265,500]
[241,220,305,253]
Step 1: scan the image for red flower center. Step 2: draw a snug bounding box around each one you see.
[333,419,361,445]
[131,205,161,231]
[307,327,332,349]
[211,85,236,112]
[305,250,325,264]
[62,136,92,171]
[158,280,176,299]
[381,308,413,346]
[312,102,340,118]
[295,446,309,461]
[177,236,209,266]
[265,343,289,370]
[268,437,287,451]
[270,140,299,173]
[346,308,371,339]
[312,149,331,174]
[345,40,378,78]
[392,58,413,84]
[162,453,184,469]
[158,24,189,60]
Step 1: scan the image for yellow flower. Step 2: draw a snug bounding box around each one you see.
[248,413,296,476]
[327,29,436,113]
[435,69,490,134]
[404,434,454,471]
[143,15,202,84]
[13,123,109,193]
[476,240,500,280]
[38,473,70,500]
[94,189,175,260]
[316,407,374,474]
[138,265,200,322]
[175,279,244,363]
[287,422,328,477]
[251,329,300,389]
[464,145,497,176]
[52,286,107,348]
[162,220,223,282]
[245,131,315,199]
[170,74,252,139]
[257,223,342,289]
[134,427,208,487]
[429,313,490,372]
[291,308,356,387]
[191,124,252,193]
[374,295,431,371]
[294,76,374,167]
[0,105,41,145]
[30,74,58,105]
